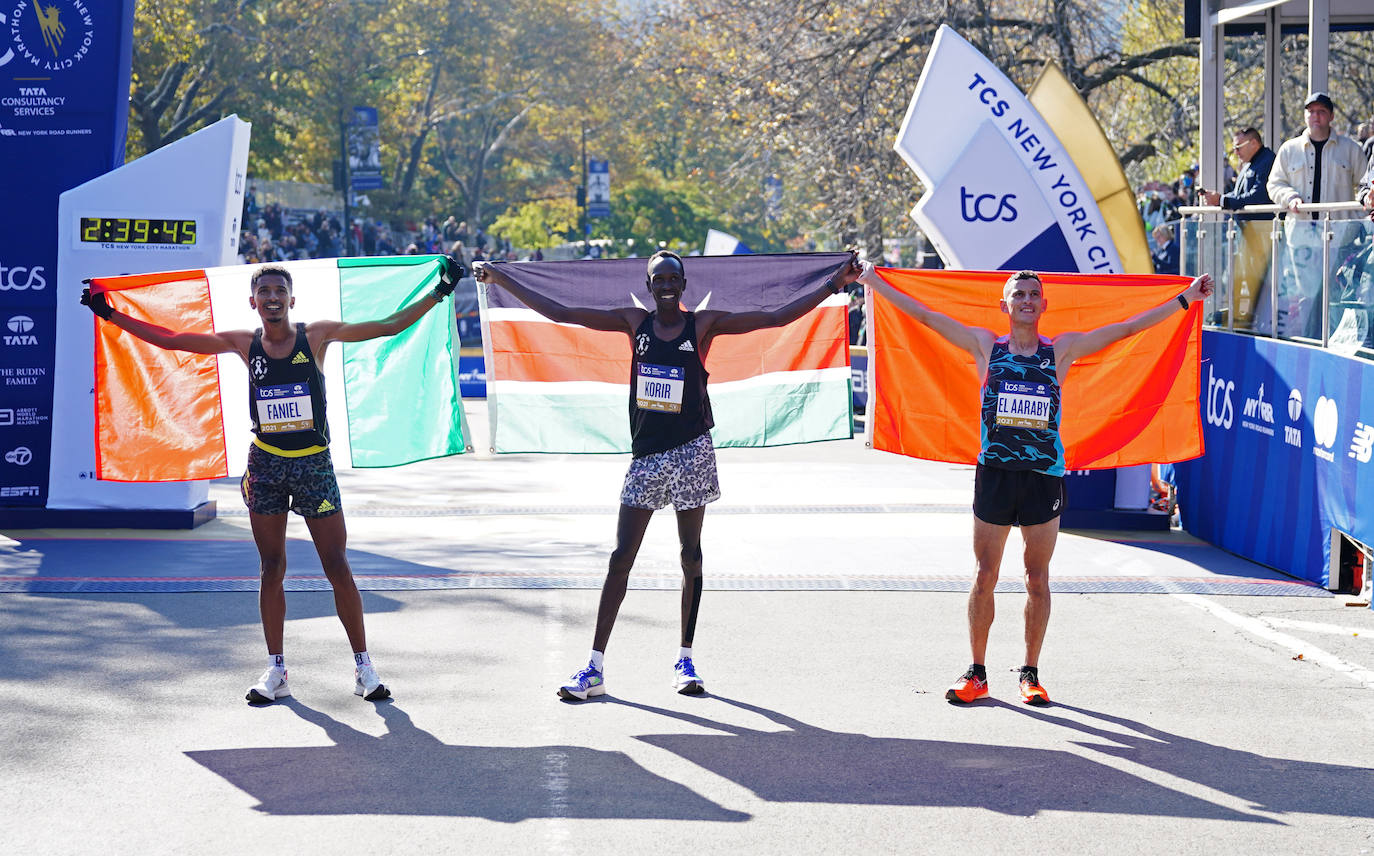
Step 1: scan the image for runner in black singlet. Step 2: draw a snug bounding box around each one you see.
[477,250,862,701]
[862,266,1213,705]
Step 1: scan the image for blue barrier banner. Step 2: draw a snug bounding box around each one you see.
[1177,331,1374,586]
[0,0,135,506]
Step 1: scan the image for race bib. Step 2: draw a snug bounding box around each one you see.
[636,363,684,413]
[255,382,314,433]
[995,380,1051,429]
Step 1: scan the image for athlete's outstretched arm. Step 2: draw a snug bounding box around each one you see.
[1056,274,1213,367]
[858,264,995,362]
[699,252,863,338]
[317,257,461,343]
[476,261,639,334]
[82,288,250,356]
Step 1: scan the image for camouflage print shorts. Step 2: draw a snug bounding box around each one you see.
[240,444,342,518]
[620,433,721,511]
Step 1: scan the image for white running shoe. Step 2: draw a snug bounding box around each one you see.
[246,668,291,704]
[557,663,606,701]
[354,664,391,701]
[673,657,705,695]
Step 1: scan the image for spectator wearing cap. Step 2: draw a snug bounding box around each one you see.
[1264,92,1366,338]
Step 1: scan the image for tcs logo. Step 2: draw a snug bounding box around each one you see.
[1206,365,1234,429]
[959,188,1018,223]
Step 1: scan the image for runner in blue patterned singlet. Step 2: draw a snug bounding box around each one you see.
[478,250,863,701]
[83,261,459,705]
[862,266,1213,706]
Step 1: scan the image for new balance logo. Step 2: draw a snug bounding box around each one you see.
[291,352,310,365]
[678,340,695,352]
[317,499,336,513]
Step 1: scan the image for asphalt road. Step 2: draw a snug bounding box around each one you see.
[3,410,1372,854]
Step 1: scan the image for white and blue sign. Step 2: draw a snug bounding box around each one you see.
[347,106,383,190]
[893,25,1121,274]
[587,159,610,219]
[1176,331,1374,588]
[0,0,135,509]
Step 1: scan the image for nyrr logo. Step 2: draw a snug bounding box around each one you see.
[1205,365,1234,429]
[1312,395,1339,462]
[1240,382,1275,436]
[4,315,36,345]
[7,0,95,73]
[0,263,46,291]
[959,188,1018,222]
[1284,388,1302,447]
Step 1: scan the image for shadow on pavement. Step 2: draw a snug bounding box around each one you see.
[1011,701,1374,819]
[616,695,1286,822]
[185,699,750,823]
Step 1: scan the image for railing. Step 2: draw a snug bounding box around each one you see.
[1177,201,1374,360]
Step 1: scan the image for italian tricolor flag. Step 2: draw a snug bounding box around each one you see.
[481,253,854,453]
[88,256,468,482]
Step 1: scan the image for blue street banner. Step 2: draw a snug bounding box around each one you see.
[587,158,610,218]
[0,0,136,508]
[1177,331,1374,588]
[348,106,383,190]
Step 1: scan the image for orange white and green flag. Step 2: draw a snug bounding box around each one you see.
[868,267,1203,469]
[87,256,467,482]
[481,254,854,453]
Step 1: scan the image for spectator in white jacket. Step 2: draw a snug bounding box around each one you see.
[1263,92,1366,338]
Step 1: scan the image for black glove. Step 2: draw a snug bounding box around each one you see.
[81,287,113,320]
[432,256,464,298]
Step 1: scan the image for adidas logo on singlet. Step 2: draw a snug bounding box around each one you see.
[291,352,310,365]
[317,499,335,513]
[678,340,695,352]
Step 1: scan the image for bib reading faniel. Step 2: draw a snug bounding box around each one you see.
[636,363,685,413]
[255,382,315,433]
[996,380,1051,429]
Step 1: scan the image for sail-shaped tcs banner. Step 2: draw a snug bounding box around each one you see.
[894,26,1122,275]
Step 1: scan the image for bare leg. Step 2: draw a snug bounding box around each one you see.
[1019,517,1060,668]
[591,505,655,653]
[675,505,706,646]
[249,511,290,654]
[970,517,1012,664]
[304,511,367,653]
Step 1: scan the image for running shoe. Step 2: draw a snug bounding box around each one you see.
[354,664,391,701]
[246,667,291,705]
[945,666,989,704]
[1019,670,1050,706]
[558,663,605,701]
[673,657,705,695]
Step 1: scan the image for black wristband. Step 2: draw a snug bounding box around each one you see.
[429,286,447,302]
[826,278,842,295]
[1177,294,1189,310]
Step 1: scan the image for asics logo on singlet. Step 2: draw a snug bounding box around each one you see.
[291,352,309,365]
[1040,358,1051,370]
[678,340,694,352]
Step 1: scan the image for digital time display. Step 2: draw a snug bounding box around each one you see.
[79,217,198,245]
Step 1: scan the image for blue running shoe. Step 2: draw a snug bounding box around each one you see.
[558,663,605,701]
[673,657,705,695]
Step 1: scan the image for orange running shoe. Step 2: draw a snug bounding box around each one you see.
[1019,668,1050,705]
[946,666,989,703]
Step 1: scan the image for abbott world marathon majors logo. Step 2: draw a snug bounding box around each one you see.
[1205,365,1234,429]
[1239,382,1274,436]
[1312,395,1339,462]
[1,1,95,72]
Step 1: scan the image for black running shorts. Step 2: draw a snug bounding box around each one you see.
[240,444,342,518]
[972,464,1065,527]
